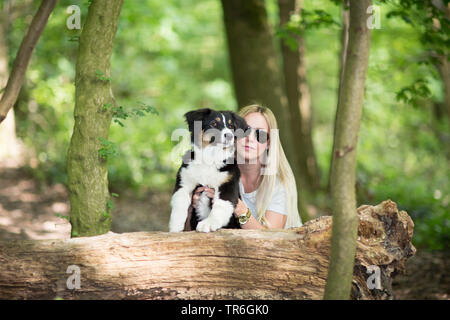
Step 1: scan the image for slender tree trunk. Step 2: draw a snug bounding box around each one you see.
[439,58,450,120]
[324,0,372,300]
[0,12,23,166]
[433,1,450,122]
[220,0,310,222]
[0,0,57,123]
[436,57,450,122]
[67,0,123,237]
[278,0,320,192]
[328,0,350,192]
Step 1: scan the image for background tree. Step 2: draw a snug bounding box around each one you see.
[386,0,449,121]
[324,0,372,300]
[328,0,350,192]
[0,11,22,165]
[67,0,123,237]
[278,0,321,193]
[0,0,57,123]
[220,0,310,222]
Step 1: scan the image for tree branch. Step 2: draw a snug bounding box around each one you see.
[0,0,58,124]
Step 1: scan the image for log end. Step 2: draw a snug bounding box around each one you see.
[352,200,416,299]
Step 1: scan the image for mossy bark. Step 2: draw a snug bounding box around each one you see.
[324,0,372,300]
[67,0,123,237]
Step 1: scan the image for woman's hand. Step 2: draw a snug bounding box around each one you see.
[191,187,248,219]
[185,186,215,231]
[234,199,248,217]
[191,186,215,208]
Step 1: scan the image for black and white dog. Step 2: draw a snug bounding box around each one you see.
[169,108,248,232]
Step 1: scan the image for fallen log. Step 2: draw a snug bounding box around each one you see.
[0,200,415,300]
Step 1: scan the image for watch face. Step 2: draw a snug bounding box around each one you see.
[239,211,250,224]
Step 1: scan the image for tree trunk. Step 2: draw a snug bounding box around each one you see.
[278,0,320,192]
[0,200,415,300]
[432,1,450,122]
[328,0,350,192]
[324,0,372,300]
[0,0,57,123]
[67,0,123,237]
[436,55,450,122]
[0,14,23,166]
[220,0,310,222]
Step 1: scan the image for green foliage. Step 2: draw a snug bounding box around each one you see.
[302,0,449,250]
[104,102,158,127]
[386,0,449,58]
[95,70,111,82]
[102,193,119,219]
[98,137,118,160]
[55,213,70,221]
[276,8,340,51]
[396,79,432,108]
[103,199,114,219]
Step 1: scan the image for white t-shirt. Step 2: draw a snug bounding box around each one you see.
[238,178,287,221]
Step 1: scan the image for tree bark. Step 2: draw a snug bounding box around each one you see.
[67,0,123,237]
[328,0,350,193]
[436,55,450,122]
[278,0,320,192]
[220,0,310,222]
[0,0,57,123]
[0,13,23,166]
[324,0,372,300]
[432,1,450,122]
[0,200,415,300]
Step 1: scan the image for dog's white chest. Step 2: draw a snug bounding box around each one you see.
[180,163,229,189]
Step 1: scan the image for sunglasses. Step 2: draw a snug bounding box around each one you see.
[246,127,269,144]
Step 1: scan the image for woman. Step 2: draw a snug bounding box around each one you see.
[186,104,302,230]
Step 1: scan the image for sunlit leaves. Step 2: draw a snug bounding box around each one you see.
[396,79,432,108]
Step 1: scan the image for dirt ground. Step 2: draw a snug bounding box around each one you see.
[0,166,448,300]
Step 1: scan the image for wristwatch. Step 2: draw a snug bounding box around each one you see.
[238,208,252,225]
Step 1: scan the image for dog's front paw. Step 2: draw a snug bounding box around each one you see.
[169,213,187,232]
[169,223,185,233]
[196,218,221,233]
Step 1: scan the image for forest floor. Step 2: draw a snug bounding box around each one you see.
[0,166,448,300]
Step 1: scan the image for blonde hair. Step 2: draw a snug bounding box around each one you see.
[238,105,302,229]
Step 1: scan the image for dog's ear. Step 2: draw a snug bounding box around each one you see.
[184,108,212,132]
[232,113,249,139]
[232,113,248,130]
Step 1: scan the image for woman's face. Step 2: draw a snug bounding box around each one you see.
[236,112,270,164]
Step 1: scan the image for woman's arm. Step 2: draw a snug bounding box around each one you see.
[186,189,287,230]
[233,199,287,229]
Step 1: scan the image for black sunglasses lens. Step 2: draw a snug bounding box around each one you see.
[256,129,268,143]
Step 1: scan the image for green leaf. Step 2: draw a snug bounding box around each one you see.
[55,213,69,221]
[98,137,118,160]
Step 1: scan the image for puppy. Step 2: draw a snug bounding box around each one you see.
[169,108,248,232]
